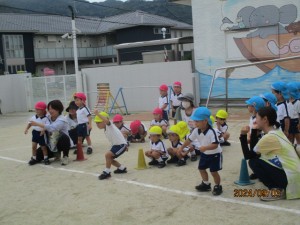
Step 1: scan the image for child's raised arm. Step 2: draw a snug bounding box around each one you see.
[94,109,110,125]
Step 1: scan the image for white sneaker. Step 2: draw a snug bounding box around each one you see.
[61,156,69,166]
[260,188,285,201]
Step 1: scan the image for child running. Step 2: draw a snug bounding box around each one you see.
[74,92,93,155]
[25,101,50,165]
[179,107,223,196]
[94,110,128,180]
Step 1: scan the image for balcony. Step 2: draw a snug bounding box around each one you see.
[34,45,117,62]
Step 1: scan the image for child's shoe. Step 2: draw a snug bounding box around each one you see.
[87,147,93,155]
[190,155,197,161]
[44,158,50,165]
[148,159,159,166]
[114,167,127,174]
[195,181,211,192]
[220,141,231,146]
[176,159,186,167]
[28,157,38,165]
[212,185,223,196]
[99,171,111,180]
[157,161,166,168]
[167,157,178,164]
[61,156,69,166]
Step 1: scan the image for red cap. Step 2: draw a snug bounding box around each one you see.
[152,107,163,116]
[173,81,182,87]
[74,92,87,102]
[130,120,141,135]
[113,114,123,123]
[35,101,47,111]
[159,84,168,91]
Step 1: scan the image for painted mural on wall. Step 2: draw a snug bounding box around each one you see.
[195,1,300,100]
[221,4,300,73]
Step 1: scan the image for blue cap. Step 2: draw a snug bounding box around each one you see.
[271,81,287,92]
[245,96,265,111]
[191,107,212,126]
[260,92,278,111]
[287,82,300,99]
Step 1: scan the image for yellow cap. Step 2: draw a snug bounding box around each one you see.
[94,112,109,122]
[216,109,228,119]
[167,125,181,136]
[210,115,215,124]
[176,121,190,140]
[149,126,162,135]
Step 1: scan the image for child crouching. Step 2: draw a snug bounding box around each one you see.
[94,110,128,180]
[145,126,169,168]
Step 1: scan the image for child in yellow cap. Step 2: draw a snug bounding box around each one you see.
[94,109,128,180]
[215,109,231,146]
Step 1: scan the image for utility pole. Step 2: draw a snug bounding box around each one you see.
[68,5,82,92]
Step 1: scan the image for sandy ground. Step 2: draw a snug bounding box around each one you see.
[0,110,300,225]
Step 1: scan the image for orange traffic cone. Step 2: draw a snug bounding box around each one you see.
[74,142,86,161]
[135,148,148,170]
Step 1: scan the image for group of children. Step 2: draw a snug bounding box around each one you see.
[26,79,300,197]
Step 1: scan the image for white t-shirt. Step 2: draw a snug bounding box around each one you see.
[159,95,169,112]
[288,100,300,119]
[170,93,183,107]
[105,123,127,146]
[276,101,290,122]
[150,139,169,157]
[188,126,222,155]
[76,106,91,124]
[65,115,78,130]
[249,115,256,130]
[30,115,50,131]
[150,119,168,127]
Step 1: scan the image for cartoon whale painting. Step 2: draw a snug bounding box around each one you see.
[222,4,300,73]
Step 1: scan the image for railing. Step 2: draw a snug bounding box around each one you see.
[206,55,300,111]
[34,45,117,61]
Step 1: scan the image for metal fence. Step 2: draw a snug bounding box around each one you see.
[25,74,77,110]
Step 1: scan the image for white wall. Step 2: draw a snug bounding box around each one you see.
[82,61,195,112]
[0,73,31,114]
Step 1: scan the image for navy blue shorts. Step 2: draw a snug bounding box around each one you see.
[162,110,169,121]
[111,144,127,158]
[289,118,299,134]
[77,123,90,138]
[198,152,222,172]
[32,130,47,146]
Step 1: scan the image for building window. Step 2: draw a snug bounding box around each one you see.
[154,27,170,35]
[3,35,24,58]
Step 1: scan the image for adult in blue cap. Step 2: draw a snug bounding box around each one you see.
[180,106,223,196]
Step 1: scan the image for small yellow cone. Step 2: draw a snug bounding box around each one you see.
[135,148,148,170]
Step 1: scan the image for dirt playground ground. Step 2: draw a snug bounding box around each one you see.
[0,108,299,225]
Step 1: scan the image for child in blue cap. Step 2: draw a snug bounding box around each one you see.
[244,96,266,180]
[287,82,300,146]
[179,107,223,196]
[271,81,290,138]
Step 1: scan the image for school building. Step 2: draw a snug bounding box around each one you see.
[0,11,193,76]
[192,0,300,103]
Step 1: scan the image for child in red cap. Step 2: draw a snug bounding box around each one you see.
[150,107,168,138]
[158,84,169,121]
[25,101,50,165]
[170,81,183,122]
[130,120,148,143]
[112,114,131,142]
[74,92,93,155]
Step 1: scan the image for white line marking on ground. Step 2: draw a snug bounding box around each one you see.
[1,155,300,215]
